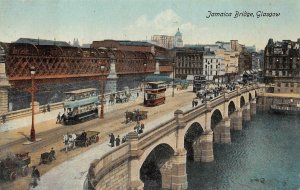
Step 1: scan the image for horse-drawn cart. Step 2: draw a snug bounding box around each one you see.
[75,131,100,147]
[0,152,31,181]
[125,110,148,123]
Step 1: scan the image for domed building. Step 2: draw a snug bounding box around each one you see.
[174,28,183,47]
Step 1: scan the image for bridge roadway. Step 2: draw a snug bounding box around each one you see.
[87,84,260,190]
[0,87,195,190]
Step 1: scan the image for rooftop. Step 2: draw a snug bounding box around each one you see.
[14,38,71,47]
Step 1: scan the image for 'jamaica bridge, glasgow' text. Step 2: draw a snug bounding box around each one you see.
[206,11,280,18]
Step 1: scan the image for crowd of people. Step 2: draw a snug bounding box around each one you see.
[108,121,145,148]
[108,133,126,147]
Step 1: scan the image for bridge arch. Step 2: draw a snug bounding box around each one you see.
[184,122,204,160]
[140,143,175,189]
[249,93,253,102]
[211,109,223,130]
[240,96,245,108]
[228,101,236,116]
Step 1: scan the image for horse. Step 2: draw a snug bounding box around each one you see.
[63,134,77,152]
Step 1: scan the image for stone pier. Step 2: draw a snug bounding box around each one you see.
[171,149,188,190]
[0,47,10,114]
[213,118,231,144]
[250,99,257,115]
[128,132,144,190]
[242,104,251,121]
[230,109,243,130]
[193,130,214,162]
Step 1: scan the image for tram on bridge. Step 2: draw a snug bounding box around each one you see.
[62,88,99,124]
[193,75,206,92]
[144,81,167,106]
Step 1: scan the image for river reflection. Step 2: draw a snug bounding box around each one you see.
[187,110,300,190]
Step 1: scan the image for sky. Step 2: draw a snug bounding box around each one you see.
[0,0,300,50]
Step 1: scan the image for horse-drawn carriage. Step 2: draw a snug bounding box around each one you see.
[39,151,55,165]
[125,110,148,123]
[0,152,31,181]
[75,131,100,147]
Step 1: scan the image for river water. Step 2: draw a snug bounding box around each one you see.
[187,110,300,190]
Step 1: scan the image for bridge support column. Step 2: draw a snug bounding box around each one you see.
[230,109,243,130]
[0,57,10,114]
[30,101,40,114]
[242,104,251,122]
[0,88,9,114]
[220,117,231,144]
[171,149,188,190]
[193,130,214,162]
[127,132,144,190]
[250,99,257,115]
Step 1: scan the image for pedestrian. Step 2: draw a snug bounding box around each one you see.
[115,135,120,146]
[121,136,126,143]
[194,99,198,106]
[31,166,40,188]
[134,121,140,134]
[64,133,69,153]
[141,122,145,130]
[47,104,51,112]
[192,99,195,107]
[137,92,139,97]
[60,113,66,124]
[109,133,115,147]
[1,114,6,124]
[50,147,56,160]
[56,112,61,124]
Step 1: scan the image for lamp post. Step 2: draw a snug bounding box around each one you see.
[100,65,105,119]
[172,60,175,97]
[143,63,147,103]
[207,62,210,81]
[30,66,36,142]
[217,63,220,85]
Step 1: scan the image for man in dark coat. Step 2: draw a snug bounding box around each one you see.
[115,135,120,146]
[56,112,61,124]
[31,166,40,188]
[109,133,115,147]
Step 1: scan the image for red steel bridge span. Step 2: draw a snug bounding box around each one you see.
[2,42,173,86]
[0,42,173,111]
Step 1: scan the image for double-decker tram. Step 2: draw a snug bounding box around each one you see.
[193,75,206,92]
[63,88,99,124]
[144,81,167,106]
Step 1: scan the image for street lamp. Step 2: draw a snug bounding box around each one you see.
[30,66,36,142]
[100,65,105,119]
[143,63,147,102]
[172,60,175,97]
[207,62,210,81]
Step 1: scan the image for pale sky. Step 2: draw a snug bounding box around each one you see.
[0,0,300,50]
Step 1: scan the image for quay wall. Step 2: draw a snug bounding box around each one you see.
[257,95,300,109]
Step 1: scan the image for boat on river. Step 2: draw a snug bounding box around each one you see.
[270,102,300,114]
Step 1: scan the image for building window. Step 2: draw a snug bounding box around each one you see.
[277,83,280,87]
[291,83,294,87]
[291,89,293,92]
[285,83,289,87]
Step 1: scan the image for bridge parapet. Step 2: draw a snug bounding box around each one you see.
[88,143,130,190]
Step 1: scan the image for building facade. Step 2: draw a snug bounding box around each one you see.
[264,38,300,93]
[151,35,174,49]
[203,52,225,82]
[174,47,204,79]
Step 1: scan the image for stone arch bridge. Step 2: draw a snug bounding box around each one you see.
[88,84,260,190]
